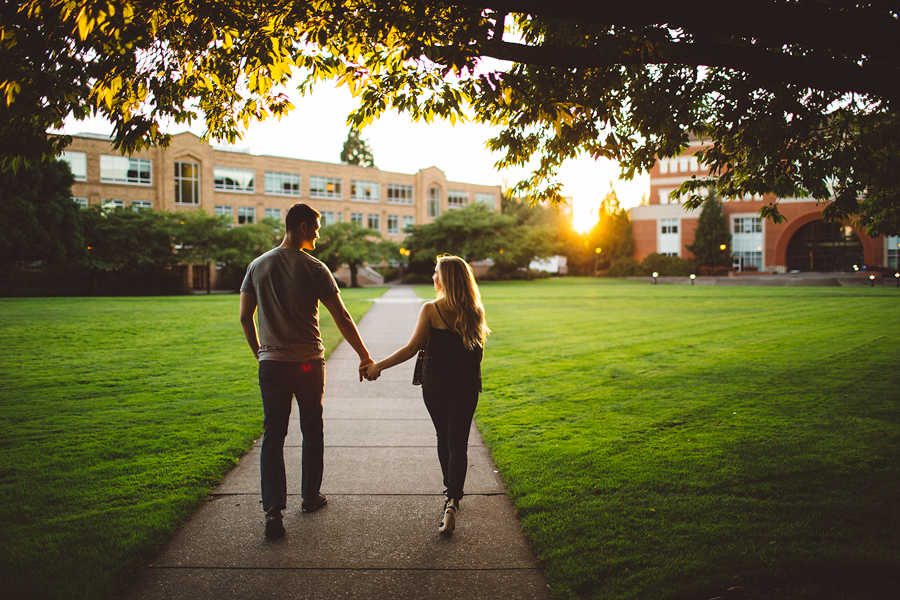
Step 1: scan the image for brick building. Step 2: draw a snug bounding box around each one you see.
[61,132,502,288]
[629,138,899,273]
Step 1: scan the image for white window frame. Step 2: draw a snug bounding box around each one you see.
[174,161,200,205]
[387,214,400,234]
[447,190,468,209]
[351,180,380,202]
[367,213,380,230]
[102,198,125,210]
[214,205,233,218]
[387,183,414,205]
[73,197,89,209]
[658,218,680,255]
[264,207,281,221]
[887,236,900,269]
[214,166,255,193]
[402,215,414,231]
[100,155,152,185]
[237,206,255,225]
[310,175,342,199]
[265,171,301,196]
[474,193,496,209]
[428,187,441,218]
[350,212,364,227]
[131,200,153,211]
[62,151,87,181]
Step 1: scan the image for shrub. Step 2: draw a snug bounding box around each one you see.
[608,257,640,277]
[371,266,400,282]
[639,253,695,276]
[403,273,433,284]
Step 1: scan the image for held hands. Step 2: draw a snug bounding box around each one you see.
[364,362,383,381]
[358,358,374,383]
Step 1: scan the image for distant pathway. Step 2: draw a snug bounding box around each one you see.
[124,286,553,600]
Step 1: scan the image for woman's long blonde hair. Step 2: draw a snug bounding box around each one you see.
[435,255,490,350]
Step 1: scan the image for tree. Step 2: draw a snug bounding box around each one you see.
[313,222,397,287]
[404,204,515,266]
[589,188,635,272]
[3,1,899,232]
[686,196,732,269]
[0,159,83,274]
[340,127,375,167]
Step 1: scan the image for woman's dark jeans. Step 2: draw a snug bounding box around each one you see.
[422,385,479,502]
[258,359,325,512]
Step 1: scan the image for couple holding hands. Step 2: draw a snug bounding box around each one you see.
[240,203,489,539]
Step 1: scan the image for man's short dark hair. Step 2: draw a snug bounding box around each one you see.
[285,203,321,233]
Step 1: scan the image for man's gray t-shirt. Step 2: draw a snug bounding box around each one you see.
[240,248,341,362]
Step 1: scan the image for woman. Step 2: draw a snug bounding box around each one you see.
[366,255,490,535]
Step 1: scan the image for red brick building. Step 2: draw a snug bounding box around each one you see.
[629,138,899,273]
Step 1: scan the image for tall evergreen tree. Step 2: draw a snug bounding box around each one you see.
[686,195,732,268]
[589,189,636,271]
[340,127,375,168]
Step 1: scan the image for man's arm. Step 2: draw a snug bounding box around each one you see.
[321,293,373,382]
[239,291,260,360]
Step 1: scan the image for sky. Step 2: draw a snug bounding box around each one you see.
[63,81,649,233]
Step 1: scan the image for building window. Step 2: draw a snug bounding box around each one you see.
[658,218,680,255]
[175,161,200,204]
[102,198,125,210]
[215,205,233,218]
[732,215,764,270]
[387,215,400,234]
[428,187,441,218]
[475,193,496,209]
[387,183,414,205]
[402,215,414,231]
[101,155,151,185]
[74,197,89,209]
[61,151,87,181]
[350,212,364,227]
[238,206,255,225]
[214,166,254,193]
[887,236,899,269]
[660,219,678,234]
[447,190,468,209]
[310,175,342,199]
[367,213,380,230]
[321,211,337,226]
[734,217,762,234]
[131,200,152,211]
[351,180,380,202]
[264,207,281,221]
[265,171,301,196]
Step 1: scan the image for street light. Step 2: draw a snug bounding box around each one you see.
[399,247,410,283]
[652,271,659,284]
[870,274,876,287]
[690,273,696,285]
[895,272,900,287]
[594,247,602,275]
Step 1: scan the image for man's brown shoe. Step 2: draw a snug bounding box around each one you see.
[301,493,327,513]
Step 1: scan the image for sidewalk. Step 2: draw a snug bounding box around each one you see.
[123,286,553,600]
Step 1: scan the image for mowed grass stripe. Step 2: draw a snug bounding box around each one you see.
[0,288,384,600]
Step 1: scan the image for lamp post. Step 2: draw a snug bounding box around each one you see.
[652,271,659,285]
[690,273,696,285]
[870,274,876,287]
[895,272,899,287]
[399,247,410,283]
[719,243,727,268]
[593,247,601,275]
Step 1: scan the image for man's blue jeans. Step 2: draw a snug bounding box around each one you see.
[258,359,325,512]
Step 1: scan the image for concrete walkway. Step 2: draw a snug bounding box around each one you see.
[124,286,552,600]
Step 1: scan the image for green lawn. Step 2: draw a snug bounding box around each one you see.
[0,288,383,600]
[467,278,900,600]
[2,280,899,600]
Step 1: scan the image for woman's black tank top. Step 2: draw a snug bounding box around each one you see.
[422,304,483,393]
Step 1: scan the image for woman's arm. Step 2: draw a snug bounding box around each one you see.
[366,303,432,379]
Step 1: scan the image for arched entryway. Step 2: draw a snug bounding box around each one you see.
[786,220,864,272]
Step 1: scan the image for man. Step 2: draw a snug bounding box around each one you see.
[240,203,373,539]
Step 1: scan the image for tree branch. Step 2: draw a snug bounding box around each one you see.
[473,37,900,101]
[449,0,900,68]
